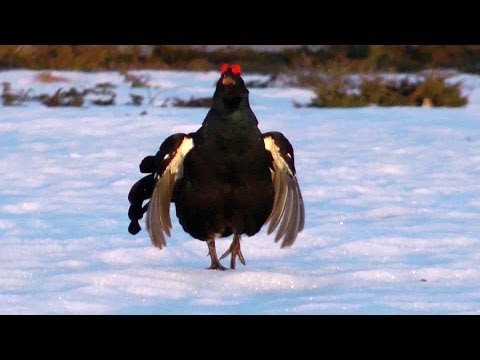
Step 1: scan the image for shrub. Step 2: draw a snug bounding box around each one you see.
[171,96,213,108]
[83,83,117,106]
[308,73,467,108]
[1,45,480,75]
[94,82,115,90]
[129,94,144,106]
[124,73,150,88]
[358,77,418,106]
[1,82,32,106]
[91,94,116,106]
[309,75,367,107]
[41,88,84,107]
[410,74,467,107]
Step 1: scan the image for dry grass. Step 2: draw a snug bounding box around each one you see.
[35,72,70,84]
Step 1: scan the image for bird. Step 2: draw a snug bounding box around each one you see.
[127,64,305,270]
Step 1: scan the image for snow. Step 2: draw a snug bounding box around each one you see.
[1,69,480,314]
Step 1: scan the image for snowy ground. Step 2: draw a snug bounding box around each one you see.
[1,69,480,314]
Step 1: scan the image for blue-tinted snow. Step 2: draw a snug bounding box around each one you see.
[1,70,480,314]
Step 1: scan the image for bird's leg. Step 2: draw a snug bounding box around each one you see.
[206,238,227,271]
[219,234,246,270]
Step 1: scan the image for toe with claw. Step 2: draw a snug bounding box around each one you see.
[220,234,246,270]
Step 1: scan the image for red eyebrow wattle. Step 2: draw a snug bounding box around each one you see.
[231,64,241,75]
[220,63,230,74]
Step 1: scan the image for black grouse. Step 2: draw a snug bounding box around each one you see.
[128,64,304,270]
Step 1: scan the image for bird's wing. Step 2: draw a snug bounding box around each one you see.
[263,132,305,248]
[146,134,194,248]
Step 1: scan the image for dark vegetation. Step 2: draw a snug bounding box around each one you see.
[1,45,480,74]
[0,46,473,108]
[41,88,85,107]
[1,72,155,108]
[307,73,467,108]
[1,82,31,106]
[129,94,144,106]
[170,96,213,108]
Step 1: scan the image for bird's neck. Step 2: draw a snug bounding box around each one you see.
[199,95,259,144]
[212,96,250,113]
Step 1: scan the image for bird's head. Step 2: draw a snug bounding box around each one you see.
[214,63,248,101]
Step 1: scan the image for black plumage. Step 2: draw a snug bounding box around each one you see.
[128,64,304,270]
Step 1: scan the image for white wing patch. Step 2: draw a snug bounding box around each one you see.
[146,137,193,249]
[264,136,305,248]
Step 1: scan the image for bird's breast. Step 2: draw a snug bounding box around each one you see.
[184,133,270,185]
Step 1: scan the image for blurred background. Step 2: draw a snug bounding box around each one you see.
[2,45,479,74]
[1,45,478,108]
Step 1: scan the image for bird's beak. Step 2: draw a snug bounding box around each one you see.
[222,76,236,86]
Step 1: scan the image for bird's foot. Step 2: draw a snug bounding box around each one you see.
[207,261,228,271]
[219,234,246,270]
[206,238,228,271]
